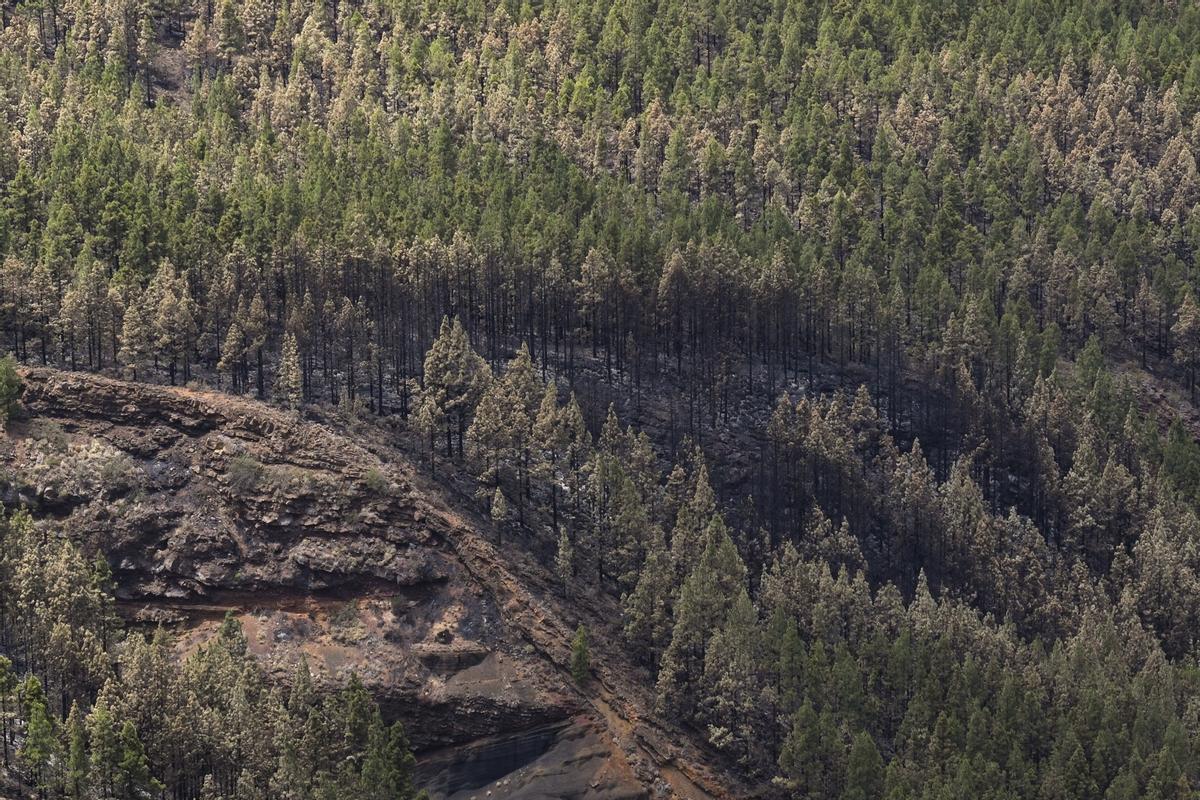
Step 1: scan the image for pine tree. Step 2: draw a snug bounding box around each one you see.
[18,677,60,796]
[671,460,718,581]
[657,519,747,719]
[701,588,762,766]
[560,393,591,511]
[0,655,15,771]
[1173,289,1200,403]
[413,393,443,475]
[842,731,885,800]
[1135,276,1162,367]
[247,294,269,399]
[503,343,542,500]
[359,718,418,800]
[622,524,673,670]
[198,775,221,800]
[534,382,566,525]
[774,613,806,720]
[150,260,185,384]
[505,342,542,419]
[1041,732,1098,800]
[65,701,88,800]
[87,696,119,798]
[467,376,518,487]
[610,473,652,592]
[275,332,303,410]
[118,291,154,382]
[422,317,491,458]
[778,701,843,800]
[218,321,246,393]
[116,721,161,800]
[570,625,590,685]
[490,487,509,545]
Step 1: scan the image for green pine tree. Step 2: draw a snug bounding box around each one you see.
[490,487,510,546]
[116,720,161,799]
[18,677,60,796]
[422,316,490,458]
[622,525,672,669]
[570,625,590,685]
[65,701,88,799]
[87,696,119,798]
[275,332,303,410]
[842,731,885,800]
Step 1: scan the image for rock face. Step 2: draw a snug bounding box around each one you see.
[4,369,731,799]
[14,369,446,599]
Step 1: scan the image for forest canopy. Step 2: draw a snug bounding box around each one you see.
[5,0,1200,796]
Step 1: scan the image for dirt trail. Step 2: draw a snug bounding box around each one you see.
[590,694,716,800]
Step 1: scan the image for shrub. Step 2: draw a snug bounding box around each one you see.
[30,419,67,451]
[363,466,389,494]
[93,446,136,495]
[25,437,137,499]
[226,454,264,493]
[330,601,365,644]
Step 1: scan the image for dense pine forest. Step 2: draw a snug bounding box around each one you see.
[5,0,1200,796]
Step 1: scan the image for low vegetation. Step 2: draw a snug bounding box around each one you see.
[225,453,264,494]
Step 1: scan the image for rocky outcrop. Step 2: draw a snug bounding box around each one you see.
[417,720,648,800]
[12,369,449,600]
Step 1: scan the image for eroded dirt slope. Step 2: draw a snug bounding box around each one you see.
[2,369,735,799]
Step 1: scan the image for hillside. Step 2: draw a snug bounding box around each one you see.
[6,0,1200,797]
[3,366,732,798]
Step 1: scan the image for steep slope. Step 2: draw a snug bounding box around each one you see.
[2,368,733,799]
